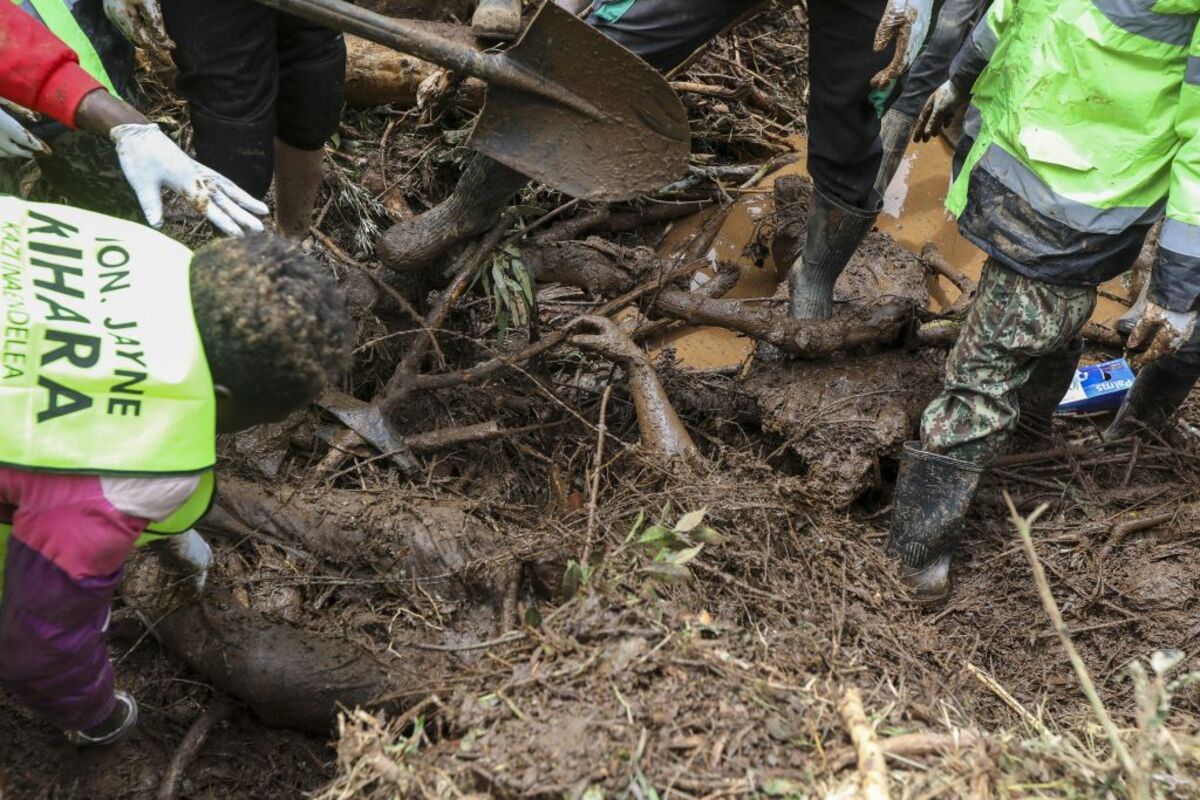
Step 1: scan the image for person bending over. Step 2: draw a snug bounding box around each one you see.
[0,197,353,745]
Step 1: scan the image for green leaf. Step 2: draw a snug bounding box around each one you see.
[673,508,707,533]
[623,511,647,544]
[640,562,691,584]
[761,778,802,798]
[694,527,727,545]
[524,605,543,628]
[637,524,672,546]
[667,544,703,566]
[562,560,585,599]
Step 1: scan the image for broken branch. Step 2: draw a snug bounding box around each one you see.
[838,687,889,800]
[157,696,238,800]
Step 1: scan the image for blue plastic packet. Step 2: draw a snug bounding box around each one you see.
[1056,358,1136,415]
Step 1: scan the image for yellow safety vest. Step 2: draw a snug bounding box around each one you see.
[0,197,216,536]
[21,0,118,94]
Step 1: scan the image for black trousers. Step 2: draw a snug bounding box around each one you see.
[584,0,895,208]
[161,0,347,198]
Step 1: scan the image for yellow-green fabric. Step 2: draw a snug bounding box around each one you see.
[25,0,118,94]
[948,0,1199,229]
[0,197,216,532]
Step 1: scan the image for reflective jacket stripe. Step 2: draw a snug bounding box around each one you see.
[1091,0,1198,47]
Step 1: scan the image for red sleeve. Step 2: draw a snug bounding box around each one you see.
[0,3,105,128]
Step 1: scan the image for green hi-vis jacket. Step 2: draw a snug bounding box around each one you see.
[946,0,1200,312]
[0,196,216,535]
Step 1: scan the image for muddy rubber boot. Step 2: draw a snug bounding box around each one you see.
[1117,281,1151,337]
[1013,340,1082,448]
[787,185,881,320]
[67,691,139,747]
[378,154,528,274]
[873,110,918,198]
[886,442,985,602]
[1104,361,1198,442]
[473,0,522,40]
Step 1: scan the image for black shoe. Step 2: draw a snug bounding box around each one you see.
[378,154,527,274]
[886,442,984,601]
[787,185,880,321]
[67,691,138,747]
[1105,361,1198,442]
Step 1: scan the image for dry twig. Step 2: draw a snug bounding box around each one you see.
[838,687,889,800]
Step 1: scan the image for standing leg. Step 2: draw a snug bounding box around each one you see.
[379,0,759,273]
[875,0,988,196]
[787,0,894,320]
[887,260,1096,598]
[274,12,346,239]
[160,0,279,198]
[0,472,146,739]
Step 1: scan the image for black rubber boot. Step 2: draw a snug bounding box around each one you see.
[1013,339,1082,447]
[886,442,985,602]
[378,154,528,274]
[787,185,881,320]
[473,0,523,40]
[1104,361,1198,442]
[873,109,917,198]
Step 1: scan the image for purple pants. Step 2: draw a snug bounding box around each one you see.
[0,469,147,732]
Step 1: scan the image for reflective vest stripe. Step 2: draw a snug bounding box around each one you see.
[24,0,117,94]
[1091,0,1198,47]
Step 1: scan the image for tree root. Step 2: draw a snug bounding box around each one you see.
[571,315,702,466]
[127,553,416,736]
[157,696,238,800]
[524,239,918,358]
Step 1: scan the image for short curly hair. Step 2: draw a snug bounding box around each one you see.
[190,235,353,416]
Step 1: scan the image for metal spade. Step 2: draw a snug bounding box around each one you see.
[252,0,691,200]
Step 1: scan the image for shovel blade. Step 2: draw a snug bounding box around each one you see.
[469,2,690,201]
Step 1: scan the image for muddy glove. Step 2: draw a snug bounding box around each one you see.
[914,79,968,143]
[871,0,935,89]
[163,529,213,593]
[103,0,173,55]
[0,106,50,159]
[110,123,268,236]
[1127,302,1199,370]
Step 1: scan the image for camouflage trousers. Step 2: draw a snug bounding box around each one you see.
[0,130,142,220]
[921,259,1097,464]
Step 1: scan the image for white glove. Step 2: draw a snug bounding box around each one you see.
[914,79,968,142]
[102,0,172,54]
[1128,301,1199,370]
[165,529,213,593]
[110,123,268,236]
[872,0,935,89]
[0,106,50,159]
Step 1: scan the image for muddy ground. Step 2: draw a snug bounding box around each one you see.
[4,3,1200,799]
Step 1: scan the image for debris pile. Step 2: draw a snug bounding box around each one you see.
[5,4,1200,799]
